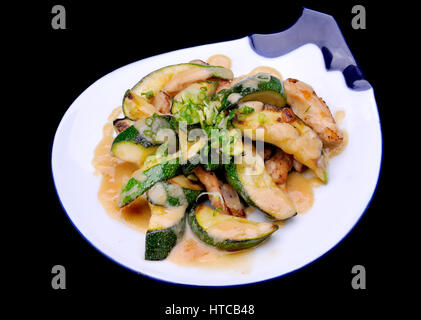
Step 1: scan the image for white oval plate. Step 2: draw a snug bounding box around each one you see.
[52,38,382,286]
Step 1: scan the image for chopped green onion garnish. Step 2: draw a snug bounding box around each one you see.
[141,91,154,99]
[258,112,266,125]
[240,106,255,114]
[145,117,154,127]
[143,129,155,139]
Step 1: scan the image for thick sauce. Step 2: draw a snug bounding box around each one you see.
[247,66,283,79]
[286,171,319,214]
[169,226,253,273]
[232,66,283,86]
[92,56,348,268]
[207,55,232,69]
[283,112,347,214]
[93,107,150,232]
[327,111,348,159]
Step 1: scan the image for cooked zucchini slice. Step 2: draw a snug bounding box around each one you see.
[220,73,286,111]
[122,90,157,120]
[188,204,278,251]
[110,126,158,164]
[118,157,181,207]
[145,203,187,260]
[173,81,218,102]
[145,178,202,260]
[232,103,327,182]
[131,63,233,99]
[113,117,136,133]
[225,143,296,220]
[110,114,172,165]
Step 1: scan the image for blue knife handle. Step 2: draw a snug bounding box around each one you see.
[249,8,370,91]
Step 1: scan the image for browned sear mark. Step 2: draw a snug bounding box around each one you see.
[265,149,293,185]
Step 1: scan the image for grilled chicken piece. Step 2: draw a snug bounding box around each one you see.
[292,159,305,172]
[193,167,244,216]
[220,183,245,217]
[284,78,343,146]
[193,167,230,215]
[256,144,273,161]
[265,149,293,185]
[153,90,172,114]
[263,146,273,161]
[280,107,296,123]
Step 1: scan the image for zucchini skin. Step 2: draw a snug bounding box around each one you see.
[181,160,199,175]
[145,188,200,261]
[181,147,222,174]
[180,150,202,175]
[220,74,286,111]
[112,125,154,149]
[112,114,172,149]
[224,162,255,207]
[145,214,186,261]
[200,147,223,171]
[187,204,277,251]
[183,188,202,205]
[111,114,173,164]
[119,159,181,207]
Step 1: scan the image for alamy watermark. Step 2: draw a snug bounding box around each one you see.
[51,5,66,30]
[351,265,366,289]
[51,265,66,289]
[352,5,366,29]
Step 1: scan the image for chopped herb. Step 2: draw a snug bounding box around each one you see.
[198,91,207,101]
[258,112,266,124]
[163,145,169,157]
[143,129,157,143]
[239,106,255,114]
[167,196,180,207]
[237,114,247,122]
[143,129,155,137]
[228,109,236,120]
[145,117,154,127]
[217,89,229,96]
[141,91,154,99]
[212,208,221,216]
[305,105,311,113]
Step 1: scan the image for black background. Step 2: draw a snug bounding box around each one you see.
[16,0,398,314]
